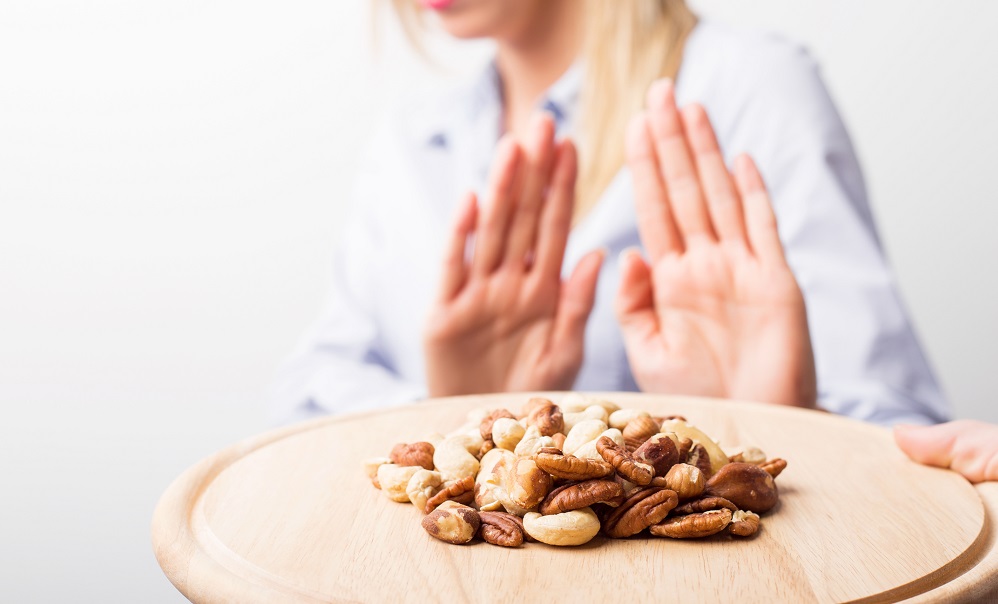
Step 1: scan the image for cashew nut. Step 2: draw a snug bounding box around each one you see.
[563,419,609,455]
[608,408,651,430]
[434,436,481,482]
[523,507,601,546]
[563,405,609,434]
[573,428,625,460]
[406,469,443,512]
[514,425,556,457]
[377,464,422,502]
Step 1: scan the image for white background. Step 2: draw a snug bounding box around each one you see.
[1,1,996,601]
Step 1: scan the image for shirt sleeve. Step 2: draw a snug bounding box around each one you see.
[269,125,427,425]
[718,40,950,426]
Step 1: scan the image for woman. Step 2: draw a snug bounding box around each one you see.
[271,0,948,427]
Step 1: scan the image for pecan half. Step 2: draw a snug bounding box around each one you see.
[622,415,660,443]
[759,458,787,478]
[633,433,682,476]
[526,402,565,437]
[650,508,732,539]
[390,442,435,471]
[673,495,738,515]
[597,436,654,486]
[480,408,516,441]
[539,479,624,515]
[727,510,761,537]
[704,463,778,513]
[535,448,614,481]
[478,511,525,547]
[425,475,475,513]
[603,487,678,538]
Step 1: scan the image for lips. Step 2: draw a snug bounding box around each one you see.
[418,0,454,10]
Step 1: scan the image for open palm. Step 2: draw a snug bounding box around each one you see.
[617,80,816,408]
[423,116,604,397]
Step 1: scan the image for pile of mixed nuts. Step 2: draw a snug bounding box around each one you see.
[363,394,787,547]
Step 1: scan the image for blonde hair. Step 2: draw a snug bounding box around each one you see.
[382,0,697,220]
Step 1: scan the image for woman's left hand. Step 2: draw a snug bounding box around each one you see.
[423,115,604,397]
[895,421,998,483]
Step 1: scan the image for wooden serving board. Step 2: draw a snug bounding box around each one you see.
[152,393,998,603]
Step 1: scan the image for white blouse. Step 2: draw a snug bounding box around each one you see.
[272,21,949,427]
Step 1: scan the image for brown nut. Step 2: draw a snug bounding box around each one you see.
[551,433,566,450]
[478,511,526,547]
[489,455,553,515]
[480,409,516,441]
[390,442,435,471]
[664,463,706,500]
[622,415,660,443]
[603,487,678,538]
[677,437,694,460]
[623,437,645,453]
[727,510,761,537]
[521,396,553,418]
[759,458,787,478]
[633,434,682,476]
[526,402,565,437]
[478,439,496,459]
[539,479,624,515]
[597,436,654,486]
[704,463,779,513]
[650,508,732,539]
[673,495,739,515]
[686,443,714,479]
[535,448,614,481]
[421,502,480,544]
[425,475,476,513]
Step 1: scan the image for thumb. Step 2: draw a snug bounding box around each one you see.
[614,248,659,346]
[552,248,606,349]
[894,423,958,468]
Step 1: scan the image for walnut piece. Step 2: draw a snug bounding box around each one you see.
[597,436,654,486]
[602,487,678,538]
[539,479,624,515]
[478,511,526,547]
[727,510,761,537]
[650,508,733,539]
[535,448,615,481]
[389,442,435,471]
[421,501,480,544]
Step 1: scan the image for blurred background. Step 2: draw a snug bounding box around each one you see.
[1,0,996,600]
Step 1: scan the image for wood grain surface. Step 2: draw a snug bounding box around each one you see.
[151,393,998,603]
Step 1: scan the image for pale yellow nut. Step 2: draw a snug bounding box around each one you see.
[487,455,551,516]
[573,428,625,460]
[406,469,443,512]
[587,398,621,415]
[433,437,480,482]
[491,418,526,451]
[608,408,651,430]
[422,432,445,447]
[523,507,601,546]
[474,449,511,511]
[563,419,609,455]
[362,457,392,480]
[562,405,609,434]
[557,392,591,413]
[732,446,767,465]
[514,425,555,457]
[660,419,730,475]
[377,465,422,502]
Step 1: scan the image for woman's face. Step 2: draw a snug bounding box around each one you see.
[415,0,558,41]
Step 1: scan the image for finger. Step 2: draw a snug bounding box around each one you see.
[646,79,716,245]
[505,114,557,268]
[437,191,478,301]
[680,104,747,246]
[551,248,605,352]
[472,136,522,275]
[614,248,661,350]
[625,113,683,260]
[733,154,786,264]
[535,138,576,281]
[894,423,960,468]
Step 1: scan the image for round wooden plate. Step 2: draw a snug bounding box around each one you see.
[152,393,998,603]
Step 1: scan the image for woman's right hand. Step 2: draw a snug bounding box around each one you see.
[423,115,605,397]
